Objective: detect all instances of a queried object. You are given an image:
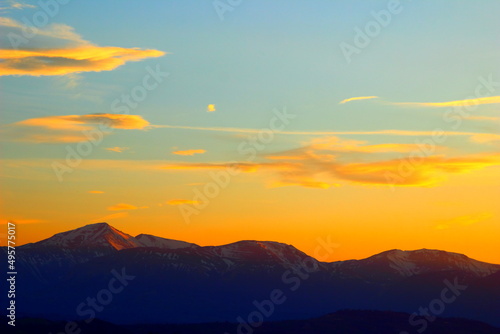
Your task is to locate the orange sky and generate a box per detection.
[1,2,500,266]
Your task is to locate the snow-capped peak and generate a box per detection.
[213,240,311,268]
[135,234,199,249]
[35,222,143,250]
[372,249,500,277]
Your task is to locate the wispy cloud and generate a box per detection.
[105,147,129,153]
[0,1,36,12]
[153,124,498,140]
[167,199,200,206]
[15,114,150,130]
[88,190,105,194]
[172,149,206,156]
[394,96,500,108]
[469,134,500,143]
[339,96,378,104]
[91,212,129,222]
[306,136,437,153]
[5,146,500,188]
[332,153,500,186]
[161,162,296,173]
[160,136,500,188]
[0,18,165,76]
[435,212,493,230]
[271,179,338,189]
[465,116,500,122]
[2,114,150,143]
[107,203,139,211]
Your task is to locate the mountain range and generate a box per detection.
[2,222,500,329]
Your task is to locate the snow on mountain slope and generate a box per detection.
[34,222,143,250]
[389,249,500,277]
[331,249,500,280]
[135,234,199,249]
[21,222,500,279]
[209,240,313,269]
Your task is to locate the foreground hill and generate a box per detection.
[2,310,500,334]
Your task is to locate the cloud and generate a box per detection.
[306,136,434,153]
[105,147,129,153]
[161,162,297,173]
[0,17,86,43]
[271,179,338,189]
[332,153,500,187]
[0,18,165,76]
[0,1,36,12]
[266,137,442,165]
[88,190,104,194]
[6,135,500,189]
[435,212,493,230]
[470,134,500,143]
[153,124,498,141]
[3,114,150,143]
[172,149,206,156]
[54,73,83,89]
[465,116,500,122]
[159,136,500,188]
[394,96,500,108]
[91,212,128,222]
[15,114,150,130]
[167,199,200,206]
[207,104,216,112]
[107,203,138,211]
[339,96,378,104]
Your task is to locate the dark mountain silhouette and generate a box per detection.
[2,222,499,327]
[3,310,500,334]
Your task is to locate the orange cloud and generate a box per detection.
[4,114,150,143]
[91,212,129,222]
[81,114,150,129]
[88,191,105,194]
[470,134,500,143]
[339,96,378,104]
[154,124,499,142]
[435,212,493,230]
[106,147,129,153]
[0,19,165,76]
[161,162,297,173]
[172,149,206,156]
[271,179,338,189]
[395,96,500,108]
[6,138,500,190]
[158,134,500,188]
[0,47,165,76]
[167,199,200,206]
[0,1,36,11]
[334,153,500,187]
[307,136,430,153]
[107,203,138,211]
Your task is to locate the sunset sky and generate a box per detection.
[1,0,499,264]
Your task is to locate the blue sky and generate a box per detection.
[1,0,499,263]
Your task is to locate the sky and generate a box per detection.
[1,0,499,264]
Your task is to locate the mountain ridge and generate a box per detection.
[16,222,500,273]
[24,222,500,270]
[3,222,500,326]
